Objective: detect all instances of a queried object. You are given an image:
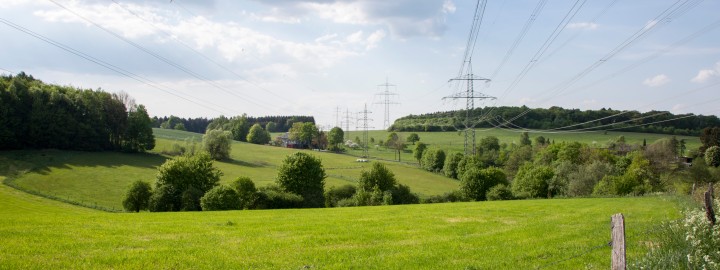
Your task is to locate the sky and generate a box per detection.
[1,0,719,131]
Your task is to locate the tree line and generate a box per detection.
[390,106,720,136]
[0,72,154,152]
[153,115,315,134]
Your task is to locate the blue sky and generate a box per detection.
[1,0,719,130]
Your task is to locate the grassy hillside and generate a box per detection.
[2,129,459,210]
[280,128,701,162]
[0,182,681,269]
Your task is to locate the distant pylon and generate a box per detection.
[444,59,494,155]
[374,78,399,130]
[343,108,353,141]
[357,104,373,158]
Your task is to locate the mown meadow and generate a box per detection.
[1,129,459,211]
[0,181,681,269]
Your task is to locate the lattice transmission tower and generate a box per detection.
[444,59,494,155]
[374,78,399,130]
[356,104,373,158]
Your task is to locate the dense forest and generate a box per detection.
[153,115,315,133]
[390,106,720,136]
[0,73,155,152]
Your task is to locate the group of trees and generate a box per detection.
[123,150,422,212]
[153,115,315,134]
[0,72,154,152]
[415,128,720,203]
[391,106,720,136]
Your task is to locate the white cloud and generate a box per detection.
[642,74,670,87]
[691,61,720,83]
[32,1,372,71]
[567,22,598,30]
[671,103,687,114]
[258,0,454,38]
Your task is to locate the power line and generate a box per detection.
[0,17,234,115]
[48,0,279,114]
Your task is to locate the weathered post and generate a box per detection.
[611,213,626,270]
[706,183,716,226]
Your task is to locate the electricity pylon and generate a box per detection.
[374,78,399,130]
[444,60,494,155]
[357,104,373,158]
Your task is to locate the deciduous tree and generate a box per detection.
[276,152,326,208]
[122,180,152,212]
[203,129,232,160]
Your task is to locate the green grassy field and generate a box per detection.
[0,181,682,269]
[302,129,700,162]
[2,129,459,210]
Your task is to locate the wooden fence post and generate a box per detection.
[706,183,716,226]
[611,213,626,270]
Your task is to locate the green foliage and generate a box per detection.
[689,158,713,184]
[421,148,446,172]
[567,161,613,196]
[422,190,466,203]
[174,123,186,131]
[699,126,720,152]
[255,186,304,209]
[327,127,344,151]
[265,122,277,133]
[151,152,221,211]
[456,155,481,180]
[122,180,152,212]
[390,184,420,205]
[486,184,513,201]
[414,142,427,163]
[354,185,389,206]
[407,133,420,144]
[534,136,546,146]
[479,136,500,152]
[460,167,508,201]
[276,152,326,208]
[443,152,464,179]
[358,162,397,192]
[519,132,531,146]
[200,185,240,211]
[504,145,532,177]
[289,122,319,148]
[230,177,259,210]
[705,146,720,167]
[123,105,156,152]
[203,129,233,160]
[229,115,251,142]
[246,123,271,145]
[324,184,356,207]
[593,153,652,196]
[512,163,554,199]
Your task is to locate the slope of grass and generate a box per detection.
[3,129,458,210]
[0,182,681,269]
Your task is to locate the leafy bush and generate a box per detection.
[443,152,464,179]
[325,184,357,207]
[151,152,221,211]
[391,184,420,205]
[461,167,508,201]
[511,163,553,199]
[203,129,233,160]
[200,185,240,211]
[255,186,304,209]
[246,123,271,145]
[486,184,513,201]
[422,190,466,203]
[276,152,326,208]
[421,148,446,172]
[705,146,720,167]
[122,180,152,212]
[231,176,259,209]
[358,162,396,192]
